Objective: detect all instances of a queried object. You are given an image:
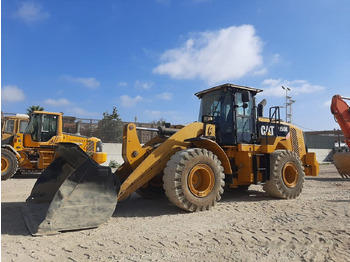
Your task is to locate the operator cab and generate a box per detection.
[25,112,59,143]
[2,115,29,138]
[195,83,263,145]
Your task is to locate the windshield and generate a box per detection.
[25,114,58,142]
[198,90,223,122]
[25,114,41,141]
[198,88,255,144]
[3,119,15,133]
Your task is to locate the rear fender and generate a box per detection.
[92,152,107,164]
[303,152,319,176]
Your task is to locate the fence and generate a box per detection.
[2,112,160,144]
[62,116,159,144]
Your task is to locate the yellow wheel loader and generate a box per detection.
[1,111,107,180]
[22,84,319,235]
[1,114,29,140]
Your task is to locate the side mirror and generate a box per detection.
[258,99,267,117]
[242,91,250,103]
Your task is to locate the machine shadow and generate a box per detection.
[113,188,275,219]
[12,173,41,179]
[305,176,348,182]
[112,194,184,218]
[1,202,31,236]
[220,188,275,202]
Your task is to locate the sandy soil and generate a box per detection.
[1,164,350,261]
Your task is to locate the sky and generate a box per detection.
[2,0,350,131]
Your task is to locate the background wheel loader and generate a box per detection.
[22,83,319,235]
[330,95,350,178]
[1,111,107,180]
[1,114,29,140]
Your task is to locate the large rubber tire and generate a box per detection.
[1,148,18,180]
[263,150,305,199]
[163,148,225,212]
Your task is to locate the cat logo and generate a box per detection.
[261,125,275,136]
[259,123,290,137]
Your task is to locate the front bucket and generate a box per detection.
[22,143,120,236]
[333,152,350,179]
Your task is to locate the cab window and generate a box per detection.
[25,114,58,142]
[4,120,15,133]
[19,120,28,133]
[235,92,254,143]
[41,115,58,142]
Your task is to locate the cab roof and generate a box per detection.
[195,83,263,98]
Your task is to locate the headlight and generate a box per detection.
[202,115,213,123]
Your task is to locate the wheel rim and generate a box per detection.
[282,162,299,188]
[1,157,9,173]
[188,164,215,197]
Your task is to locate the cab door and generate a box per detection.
[23,113,59,147]
[234,91,254,143]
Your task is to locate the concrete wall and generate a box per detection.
[102,143,332,167]
[102,143,123,166]
[308,149,333,163]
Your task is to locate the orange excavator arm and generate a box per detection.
[331,95,350,148]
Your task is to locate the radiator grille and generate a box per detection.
[290,128,299,156]
[87,141,94,156]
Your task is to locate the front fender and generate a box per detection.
[1,144,21,160]
[186,137,232,174]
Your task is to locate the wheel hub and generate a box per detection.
[188,164,215,197]
[1,157,9,172]
[282,162,299,188]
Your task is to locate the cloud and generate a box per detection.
[134,80,154,90]
[156,92,172,100]
[1,85,25,102]
[145,110,163,117]
[153,25,263,84]
[62,75,100,89]
[271,53,281,64]
[14,1,50,24]
[118,81,128,87]
[253,67,267,76]
[145,110,177,118]
[67,107,99,117]
[44,98,70,106]
[260,79,325,97]
[323,99,331,108]
[120,95,143,107]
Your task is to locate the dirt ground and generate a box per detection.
[1,164,350,261]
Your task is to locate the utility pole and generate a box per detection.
[286,96,295,123]
[281,86,290,122]
[281,86,295,123]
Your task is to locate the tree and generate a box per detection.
[98,107,123,143]
[150,118,167,126]
[27,105,44,114]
